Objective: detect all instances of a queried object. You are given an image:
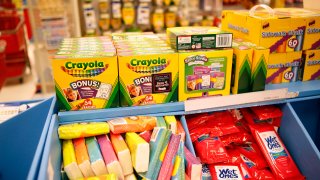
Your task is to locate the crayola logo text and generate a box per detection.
[65,61,104,70]
[130,57,166,67]
[265,136,281,150]
[219,169,239,178]
[70,80,101,90]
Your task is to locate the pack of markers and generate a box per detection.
[58,115,199,180]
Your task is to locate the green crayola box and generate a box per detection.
[52,38,119,111]
[167,26,233,50]
[300,49,320,81]
[178,49,233,101]
[233,37,269,92]
[222,10,306,53]
[266,51,302,84]
[231,42,253,94]
[118,53,178,106]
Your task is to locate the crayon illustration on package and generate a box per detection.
[72,138,95,177]
[52,37,119,111]
[108,116,157,134]
[96,135,124,180]
[62,140,84,180]
[116,34,178,107]
[110,133,133,176]
[85,137,108,176]
[249,124,304,180]
[58,122,109,139]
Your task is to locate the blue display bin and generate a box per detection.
[0,96,57,180]
[38,113,193,180]
[285,96,320,179]
[38,99,320,180]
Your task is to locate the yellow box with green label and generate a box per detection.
[233,37,269,92]
[118,53,179,106]
[222,10,306,53]
[266,51,302,84]
[231,41,253,94]
[300,49,320,81]
[178,49,233,101]
[52,55,119,111]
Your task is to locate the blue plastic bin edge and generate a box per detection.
[27,96,58,180]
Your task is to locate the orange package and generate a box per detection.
[108,116,157,134]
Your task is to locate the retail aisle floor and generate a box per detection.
[0,44,53,102]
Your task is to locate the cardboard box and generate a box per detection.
[118,53,179,106]
[178,49,233,101]
[271,8,320,50]
[167,26,233,50]
[233,37,269,92]
[222,10,306,53]
[52,37,119,111]
[266,51,302,84]
[231,41,253,94]
[300,49,320,81]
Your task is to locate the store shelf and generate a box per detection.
[266,80,320,98]
[58,81,320,124]
[58,101,185,124]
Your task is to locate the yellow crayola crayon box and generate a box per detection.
[178,49,233,101]
[233,37,269,92]
[118,53,179,106]
[231,41,253,94]
[222,10,306,53]
[52,37,119,111]
[266,51,302,84]
[300,50,320,81]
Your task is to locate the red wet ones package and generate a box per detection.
[194,135,229,164]
[249,124,304,180]
[209,164,246,180]
[188,111,240,142]
[240,105,282,127]
[237,143,268,170]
